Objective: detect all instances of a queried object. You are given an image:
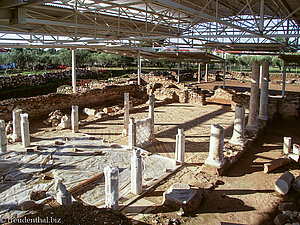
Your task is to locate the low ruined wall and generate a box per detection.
[143,75,205,105]
[0,69,99,89]
[208,88,300,120]
[0,84,146,121]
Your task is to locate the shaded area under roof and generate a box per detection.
[101,48,225,63]
[279,55,300,65]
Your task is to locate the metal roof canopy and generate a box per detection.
[100,48,225,63]
[279,54,300,65]
[0,0,299,53]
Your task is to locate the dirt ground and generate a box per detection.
[8,78,300,225]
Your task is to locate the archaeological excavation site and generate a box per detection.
[0,0,300,225]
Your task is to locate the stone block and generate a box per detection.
[292,176,300,193]
[19,200,36,210]
[162,183,203,213]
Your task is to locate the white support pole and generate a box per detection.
[0,120,7,152]
[282,64,287,97]
[148,94,154,140]
[104,166,119,210]
[20,113,30,148]
[12,108,22,142]
[131,148,142,195]
[123,93,130,136]
[138,50,141,86]
[175,128,185,164]
[258,61,269,121]
[72,49,76,94]
[128,118,136,148]
[229,105,247,146]
[205,124,225,168]
[246,61,260,132]
[259,0,264,32]
[71,105,79,133]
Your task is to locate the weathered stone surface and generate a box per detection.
[19,200,36,210]
[83,108,96,116]
[162,183,203,213]
[292,176,300,193]
[273,214,289,225]
[30,190,47,201]
[278,202,298,211]
[275,171,295,195]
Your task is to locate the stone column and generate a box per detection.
[175,128,185,164]
[128,118,136,148]
[131,148,142,195]
[258,61,269,121]
[71,105,79,133]
[229,105,247,146]
[283,137,292,155]
[123,93,130,136]
[0,120,7,152]
[246,61,260,132]
[20,113,30,148]
[205,124,225,168]
[104,166,119,210]
[148,94,154,140]
[205,64,208,82]
[57,182,72,205]
[12,108,22,142]
[198,63,201,83]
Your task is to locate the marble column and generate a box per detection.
[175,128,185,164]
[246,61,260,132]
[148,94,154,140]
[131,149,142,195]
[0,120,7,152]
[123,93,130,136]
[283,137,292,155]
[12,108,22,142]
[20,113,30,148]
[229,105,247,146]
[104,166,119,210]
[258,61,269,121]
[128,118,136,148]
[205,64,208,82]
[205,124,225,168]
[71,105,79,133]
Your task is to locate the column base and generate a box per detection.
[258,115,268,121]
[204,157,225,168]
[229,138,247,147]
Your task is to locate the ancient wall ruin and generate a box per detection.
[0,84,146,121]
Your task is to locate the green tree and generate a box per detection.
[9,48,35,70]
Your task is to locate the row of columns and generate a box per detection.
[203,60,271,168]
[196,62,226,89]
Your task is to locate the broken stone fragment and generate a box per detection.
[273,213,289,225]
[103,107,113,114]
[57,115,71,129]
[278,202,298,211]
[30,190,47,201]
[292,176,300,193]
[56,182,72,205]
[83,108,96,116]
[94,150,103,156]
[275,171,295,195]
[293,144,300,155]
[162,183,203,214]
[19,200,36,210]
[54,140,64,146]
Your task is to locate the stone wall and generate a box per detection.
[0,83,146,121]
[208,88,300,120]
[0,69,99,89]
